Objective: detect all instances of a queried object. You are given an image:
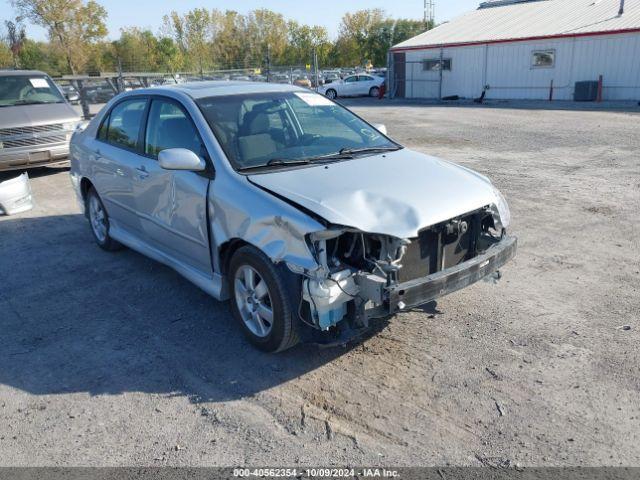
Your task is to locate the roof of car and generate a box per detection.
[157,80,306,99]
[0,69,48,77]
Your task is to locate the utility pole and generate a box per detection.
[313,48,319,92]
[424,0,435,27]
[117,57,124,93]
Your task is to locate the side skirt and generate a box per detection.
[110,223,230,301]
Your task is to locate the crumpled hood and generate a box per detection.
[0,103,80,130]
[249,148,500,239]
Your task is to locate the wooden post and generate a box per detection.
[549,79,554,101]
[597,75,603,103]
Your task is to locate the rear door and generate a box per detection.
[341,76,359,96]
[92,97,148,235]
[356,75,373,95]
[133,96,212,275]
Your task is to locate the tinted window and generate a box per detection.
[344,76,357,83]
[359,76,374,81]
[106,98,147,150]
[145,99,203,158]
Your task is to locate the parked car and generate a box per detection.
[317,74,385,100]
[85,84,116,104]
[293,75,312,88]
[0,70,83,171]
[69,81,516,352]
[61,84,80,104]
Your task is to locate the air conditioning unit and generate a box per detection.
[574,81,599,102]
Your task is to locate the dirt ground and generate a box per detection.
[0,99,638,467]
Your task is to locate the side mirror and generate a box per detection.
[158,148,206,171]
[373,123,388,135]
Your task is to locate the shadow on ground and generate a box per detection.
[0,213,391,404]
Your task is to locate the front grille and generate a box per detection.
[2,134,67,149]
[398,208,491,283]
[0,123,65,138]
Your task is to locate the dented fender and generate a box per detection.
[208,173,325,299]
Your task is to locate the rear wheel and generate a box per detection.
[86,187,122,251]
[229,246,299,353]
[325,89,337,100]
[369,86,380,97]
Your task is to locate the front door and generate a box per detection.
[341,76,359,96]
[133,97,212,275]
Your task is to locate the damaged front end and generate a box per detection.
[294,205,517,340]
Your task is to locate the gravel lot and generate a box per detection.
[0,99,638,467]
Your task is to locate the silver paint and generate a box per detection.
[69,81,511,309]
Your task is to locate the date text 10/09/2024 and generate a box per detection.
[233,468,401,478]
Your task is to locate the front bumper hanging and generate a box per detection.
[387,235,518,312]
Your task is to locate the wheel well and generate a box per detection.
[80,177,94,201]
[218,238,251,275]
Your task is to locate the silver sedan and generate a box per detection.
[70,81,515,352]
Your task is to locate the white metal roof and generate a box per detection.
[392,0,640,50]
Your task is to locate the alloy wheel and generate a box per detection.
[89,195,108,243]
[234,265,274,338]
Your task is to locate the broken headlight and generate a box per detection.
[492,186,511,230]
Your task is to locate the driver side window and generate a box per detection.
[345,76,357,83]
[145,99,204,159]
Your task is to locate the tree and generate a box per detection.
[368,18,427,66]
[286,21,331,66]
[336,9,387,66]
[245,9,288,68]
[12,0,108,74]
[5,20,26,68]
[209,9,247,69]
[0,41,13,68]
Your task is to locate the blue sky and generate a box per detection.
[2,0,479,41]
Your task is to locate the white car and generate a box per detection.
[318,74,385,100]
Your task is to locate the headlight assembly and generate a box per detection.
[492,186,511,230]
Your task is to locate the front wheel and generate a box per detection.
[86,187,122,251]
[325,89,337,100]
[229,246,300,353]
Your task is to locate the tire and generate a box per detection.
[325,89,337,100]
[229,245,300,353]
[86,187,122,251]
[369,86,380,97]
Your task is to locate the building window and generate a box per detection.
[532,50,555,68]
[424,58,452,72]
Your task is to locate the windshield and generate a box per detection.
[197,91,400,171]
[0,75,66,107]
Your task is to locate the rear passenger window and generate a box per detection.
[145,99,203,158]
[105,98,147,150]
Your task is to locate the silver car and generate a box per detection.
[70,82,516,352]
[0,70,82,171]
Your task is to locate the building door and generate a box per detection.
[393,52,406,98]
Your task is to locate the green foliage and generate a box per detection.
[0,41,13,68]
[5,4,429,75]
[11,0,108,74]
